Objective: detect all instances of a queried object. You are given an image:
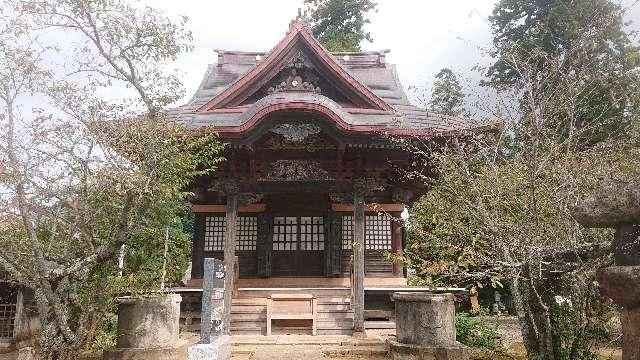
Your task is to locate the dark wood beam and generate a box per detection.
[222,193,238,335]
[352,192,365,333]
[391,217,404,277]
[191,214,206,279]
[331,203,404,212]
[192,203,267,213]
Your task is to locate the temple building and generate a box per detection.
[170,18,483,335]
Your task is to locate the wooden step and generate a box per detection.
[317,311,353,320]
[233,298,267,305]
[316,319,354,330]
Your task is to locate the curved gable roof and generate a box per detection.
[169,19,493,138]
[196,20,393,113]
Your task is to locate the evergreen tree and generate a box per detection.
[487,0,640,147]
[304,0,377,52]
[429,68,465,117]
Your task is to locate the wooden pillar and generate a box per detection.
[391,215,404,277]
[13,289,23,339]
[256,211,272,278]
[191,213,206,279]
[353,192,365,333]
[222,194,238,335]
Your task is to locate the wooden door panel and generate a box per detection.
[271,216,325,276]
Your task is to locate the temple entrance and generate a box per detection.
[271,216,325,276]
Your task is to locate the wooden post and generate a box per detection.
[222,193,238,335]
[391,216,403,277]
[353,192,365,334]
[191,213,206,280]
[13,289,24,340]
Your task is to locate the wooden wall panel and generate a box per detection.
[191,214,206,279]
[256,212,272,278]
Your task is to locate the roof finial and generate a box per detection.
[290,7,310,32]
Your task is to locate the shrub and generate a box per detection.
[456,313,505,353]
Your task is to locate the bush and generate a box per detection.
[456,313,505,353]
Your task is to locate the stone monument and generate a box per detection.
[572,184,640,360]
[187,258,231,360]
[388,292,469,360]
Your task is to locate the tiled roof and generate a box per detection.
[168,24,487,137]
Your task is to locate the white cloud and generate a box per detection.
[136,0,640,106]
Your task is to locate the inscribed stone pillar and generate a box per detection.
[188,258,231,360]
[201,258,225,343]
[353,192,365,333]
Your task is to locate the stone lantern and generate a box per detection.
[572,182,640,360]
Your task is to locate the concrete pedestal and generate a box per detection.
[390,293,469,360]
[103,294,183,360]
[103,340,187,360]
[187,336,231,360]
[388,340,470,360]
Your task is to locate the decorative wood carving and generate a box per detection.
[209,179,240,195]
[238,193,264,207]
[266,51,322,94]
[263,160,332,181]
[270,123,321,142]
[264,132,336,152]
[354,177,388,195]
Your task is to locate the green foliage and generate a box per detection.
[304,0,377,52]
[549,279,618,360]
[487,0,640,147]
[456,313,505,352]
[429,68,466,117]
[0,1,225,357]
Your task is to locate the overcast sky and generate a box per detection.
[147,0,639,106]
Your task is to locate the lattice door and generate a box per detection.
[271,216,325,276]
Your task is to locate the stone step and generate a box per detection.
[322,345,388,357]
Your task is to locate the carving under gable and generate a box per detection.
[266,51,322,95]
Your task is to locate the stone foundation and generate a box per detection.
[187,335,231,360]
[103,340,187,360]
[388,340,470,360]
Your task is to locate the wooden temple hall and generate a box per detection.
[169,18,480,335]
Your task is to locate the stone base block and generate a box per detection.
[388,340,470,360]
[17,347,36,360]
[187,335,231,360]
[103,340,187,360]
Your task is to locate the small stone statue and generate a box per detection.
[491,292,506,315]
